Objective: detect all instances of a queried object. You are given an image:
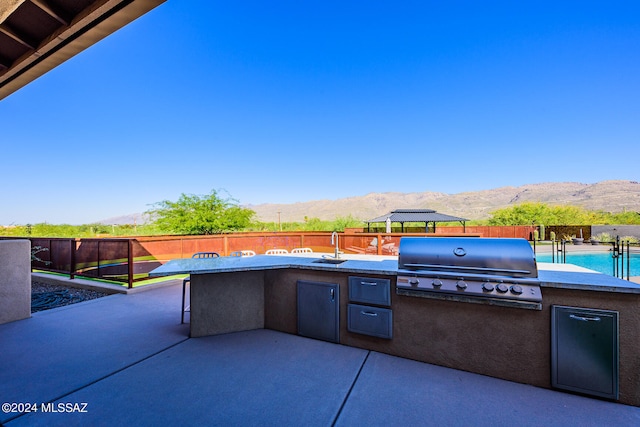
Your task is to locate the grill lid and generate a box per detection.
[397,237,538,279]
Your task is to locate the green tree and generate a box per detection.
[147,189,255,235]
[488,202,605,225]
[608,211,640,225]
[332,215,364,231]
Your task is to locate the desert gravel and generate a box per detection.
[31,282,111,312]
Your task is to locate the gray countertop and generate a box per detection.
[149,255,640,294]
[537,268,640,293]
[149,254,400,277]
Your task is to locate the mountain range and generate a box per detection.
[99,180,640,225]
[247,180,640,223]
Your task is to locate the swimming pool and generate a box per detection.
[536,251,639,277]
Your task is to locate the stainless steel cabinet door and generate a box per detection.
[297,280,340,343]
[551,306,619,400]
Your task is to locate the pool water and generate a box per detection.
[536,251,639,277]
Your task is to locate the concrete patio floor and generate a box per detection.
[1,282,639,426]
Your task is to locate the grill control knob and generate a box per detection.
[496,283,509,293]
[432,279,443,288]
[409,277,419,286]
[482,283,495,292]
[510,285,523,295]
[456,280,467,290]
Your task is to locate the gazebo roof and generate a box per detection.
[367,209,467,224]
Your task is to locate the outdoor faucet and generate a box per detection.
[331,232,342,259]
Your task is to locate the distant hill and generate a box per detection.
[97,180,640,225]
[248,180,640,223]
[98,213,152,226]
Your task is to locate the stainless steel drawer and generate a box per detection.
[347,304,393,339]
[348,276,391,306]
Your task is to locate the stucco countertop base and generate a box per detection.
[151,255,640,407]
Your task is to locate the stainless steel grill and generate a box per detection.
[396,237,542,310]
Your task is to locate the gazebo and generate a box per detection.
[366,209,468,233]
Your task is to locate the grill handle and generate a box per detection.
[569,314,601,322]
[401,263,532,276]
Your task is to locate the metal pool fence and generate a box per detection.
[533,238,638,281]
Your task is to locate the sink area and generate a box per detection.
[312,258,347,265]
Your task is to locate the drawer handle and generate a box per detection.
[360,281,378,286]
[569,314,601,322]
[361,311,378,317]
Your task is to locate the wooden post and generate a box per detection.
[128,239,134,289]
[70,239,76,279]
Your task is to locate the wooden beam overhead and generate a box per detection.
[0,1,25,24]
[0,0,167,100]
[30,0,69,26]
[0,23,35,50]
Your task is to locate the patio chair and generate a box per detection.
[291,248,313,254]
[182,252,220,323]
[265,249,289,255]
[230,250,256,257]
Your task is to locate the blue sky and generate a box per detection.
[1,1,639,225]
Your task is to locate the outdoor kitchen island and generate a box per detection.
[150,250,640,407]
